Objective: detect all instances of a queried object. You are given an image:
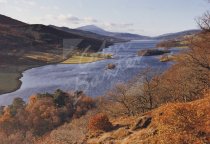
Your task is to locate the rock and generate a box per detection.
[132,116,152,131]
[138,49,170,56]
[106,63,116,70]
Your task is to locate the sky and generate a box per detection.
[0,0,209,36]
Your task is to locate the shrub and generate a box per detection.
[73,96,96,118]
[0,90,96,142]
[156,40,184,48]
[53,89,68,107]
[88,113,113,132]
[106,54,112,59]
[9,97,25,116]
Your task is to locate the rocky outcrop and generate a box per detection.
[138,49,170,56]
[106,63,116,70]
[131,116,152,131]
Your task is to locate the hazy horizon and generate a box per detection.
[0,0,209,36]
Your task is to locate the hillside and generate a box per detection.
[87,95,210,144]
[77,25,151,40]
[0,17,113,53]
[0,14,27,26]
[37,93,210,144]
[153,29,201,40]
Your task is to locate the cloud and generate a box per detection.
[39,14,98,25]
[57,14,81,24]
[0,0,7,4]
[103,22,133,28]
[83,17,98,23]
[38,14,135,33]
[101,22,134,32]
[56,15,98,25]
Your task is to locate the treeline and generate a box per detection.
[0,90,95,143]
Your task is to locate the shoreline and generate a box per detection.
[0,64,46,96]
[0,56,111,96]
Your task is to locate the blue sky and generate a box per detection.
[0,0,209,36]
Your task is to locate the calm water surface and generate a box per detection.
[0,40,176,105]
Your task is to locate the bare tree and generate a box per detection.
[197,11,210,32]
[106,83,135,116]
[186,34,210,71]
[101,67,161,116]
[131,68,161,111]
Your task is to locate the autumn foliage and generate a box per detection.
[0,90,95,143]
[85,94,210,144]
[88,113,113,132]
[148,95,210,144]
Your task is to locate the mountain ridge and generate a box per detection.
[49,25,124,43]
[77,24,200,40]
[77,25,151,40]
[153,29,201,40]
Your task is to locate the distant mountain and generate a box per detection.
[77,25,151,40]
[50,25,124,43]
[78,25,107,35]
[77,25,201,41]
[153,29,201,40]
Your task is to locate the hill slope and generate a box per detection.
[153,29,201,40]
[0,14,27,26]
[0,16,113,53]
[38,94,210,144]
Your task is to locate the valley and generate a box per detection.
[0,14,198,96]
[0,1,209,143]
[0,14,117,95]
